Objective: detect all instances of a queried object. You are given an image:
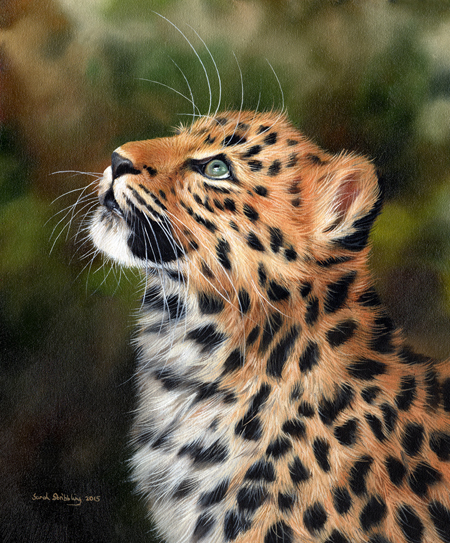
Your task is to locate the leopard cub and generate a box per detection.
[90,110,450,543]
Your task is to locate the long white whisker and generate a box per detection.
[48,196,97,253]
[63,199,98,242]
[47,176,99,213]
[47,194,95,238]
[255,88,262,115]
[187,25,222,119]
[234,51,245,129]
[169,57,199,122]
[153,13,212,117]
[266,59,285,113]
[138,78,199,112]
[49,181,99,206]
[50,170,102,176]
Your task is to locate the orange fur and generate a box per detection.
[90,111,450,543]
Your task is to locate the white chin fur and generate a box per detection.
[90,207,145,268]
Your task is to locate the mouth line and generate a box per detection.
[100,205,124,222]
[99,186,123,215]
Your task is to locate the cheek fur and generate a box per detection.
[90,208,143,267]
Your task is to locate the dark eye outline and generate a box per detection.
[190,153,234,181]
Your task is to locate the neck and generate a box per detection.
[130,260,437,543]
[134,258,406,406]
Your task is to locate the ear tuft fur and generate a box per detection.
[311,153,382,253]
[334,189,383,251]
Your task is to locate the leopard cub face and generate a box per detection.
[90,110,380,290]
[89,111,450,543]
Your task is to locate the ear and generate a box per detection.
[311,153,383,252]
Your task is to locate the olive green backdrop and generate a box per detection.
[1,1,450,541]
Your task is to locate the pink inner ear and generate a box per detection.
[334,174,361,219]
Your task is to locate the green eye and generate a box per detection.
[204,159,229,179]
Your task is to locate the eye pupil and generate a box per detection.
[205,159,229,179]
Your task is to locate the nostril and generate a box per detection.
[100,187,121,212]
[111,151,140,180]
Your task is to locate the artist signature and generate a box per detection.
[32,493,100,507]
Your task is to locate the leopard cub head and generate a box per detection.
[90,110,382,300]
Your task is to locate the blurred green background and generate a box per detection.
[1,1,450,541]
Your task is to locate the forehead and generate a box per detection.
[172,111,321,176]
[181,111,300,142]
[120,110,323,179]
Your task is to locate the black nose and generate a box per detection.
[111,151,140,180]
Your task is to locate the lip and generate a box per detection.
[97,166,123,216]
[99,186,122,215]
